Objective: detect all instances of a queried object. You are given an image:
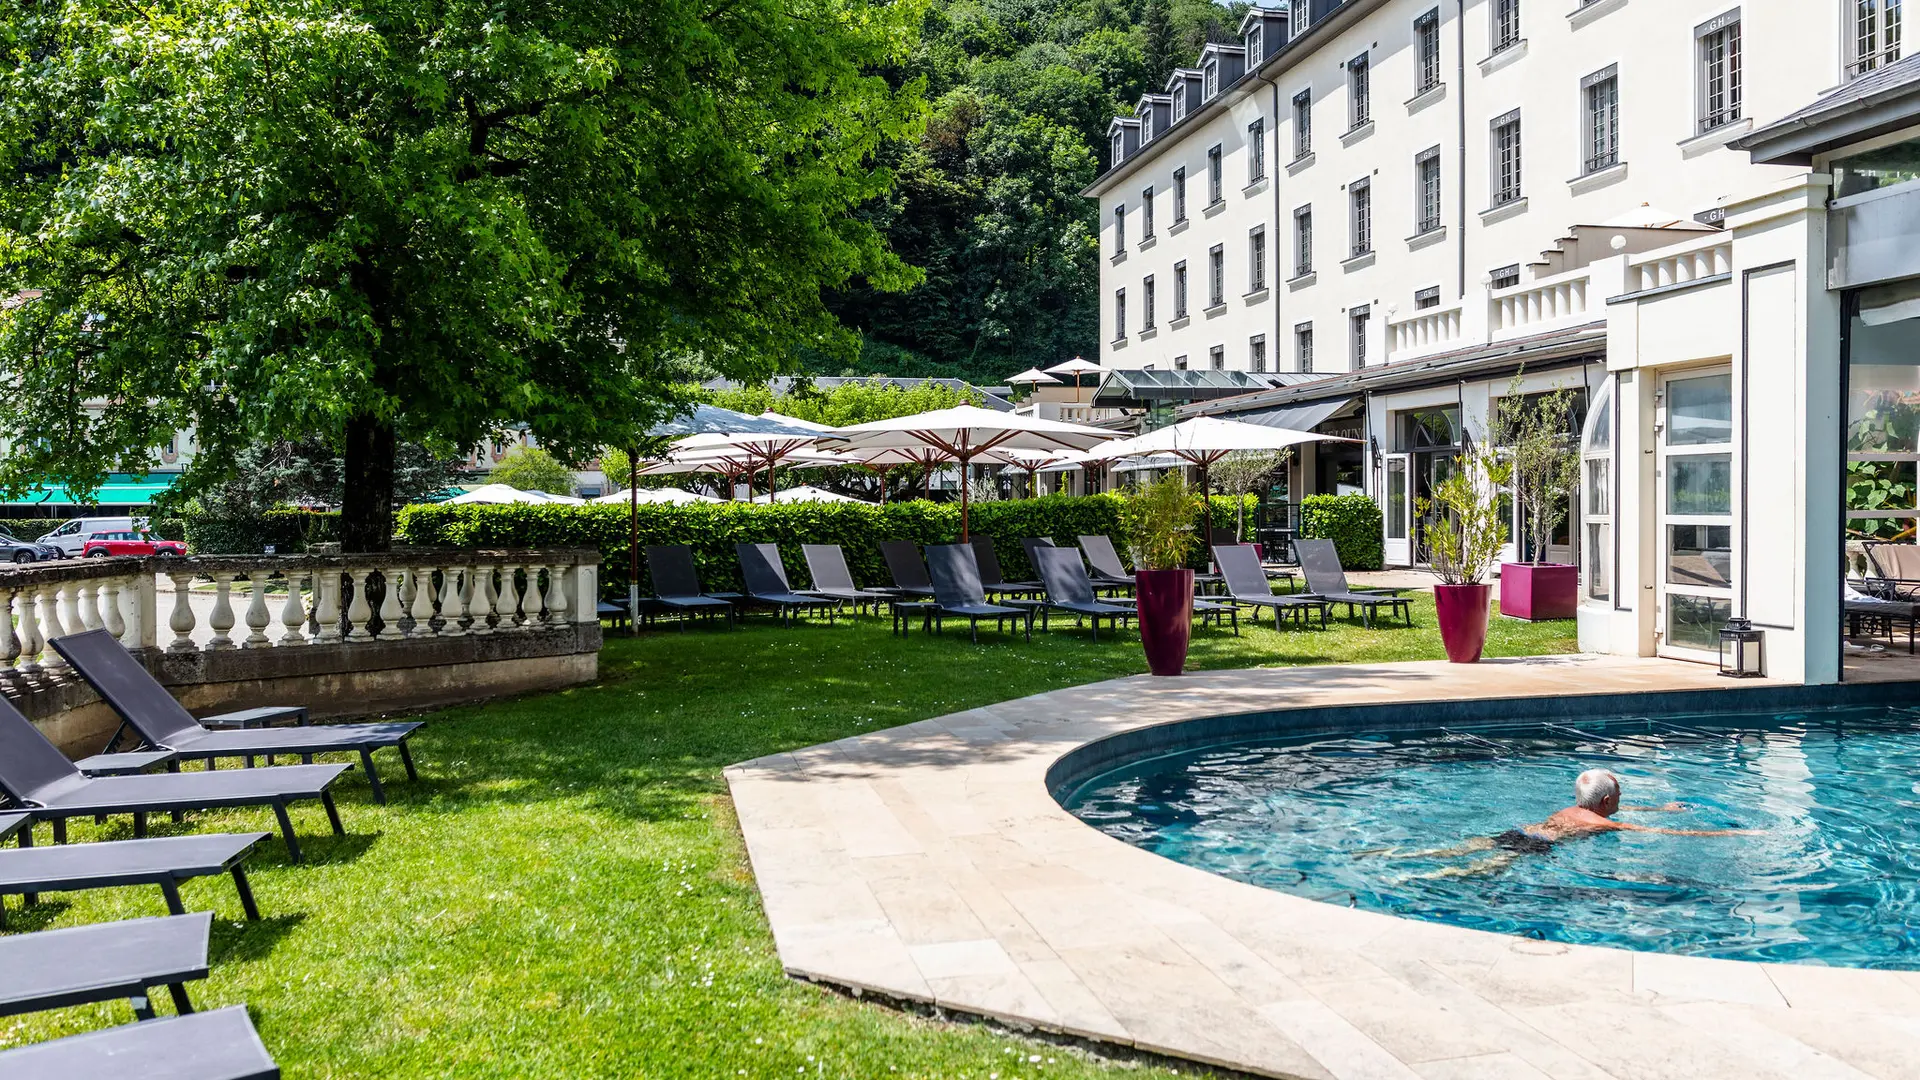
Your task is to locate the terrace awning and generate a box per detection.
[1238,397,1355,432]
[7,474,180,506]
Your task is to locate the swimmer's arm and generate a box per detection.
[1620,802,1687,812]
[1613,822,1762,836]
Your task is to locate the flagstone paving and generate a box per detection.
[726,655,1920,1080]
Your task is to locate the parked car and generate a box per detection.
[81,530,186,558]
[37,516,139,557]
[0,530,61,564]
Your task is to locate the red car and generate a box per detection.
[82,530,186,557]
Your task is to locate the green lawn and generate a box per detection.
[3,599,1574,1078]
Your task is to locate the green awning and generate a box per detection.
[9,474,180,506]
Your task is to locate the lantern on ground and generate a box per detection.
[1718,617,1765,678]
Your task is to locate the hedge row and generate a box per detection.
[1297,493,1384,571]
[181,510,341,554]
[397,494,1255,598]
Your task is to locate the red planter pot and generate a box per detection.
[1434,583,1492,664]
[1499,562,1578,622]
[1135,568,1195,676]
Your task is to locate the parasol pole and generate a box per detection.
[628,447,640,636]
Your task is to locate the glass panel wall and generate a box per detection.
[1661,371,1735,655]
[1580,380,1614,602]
[1847,284,1920,565]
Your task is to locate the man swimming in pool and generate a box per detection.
[1364,769,1757,877]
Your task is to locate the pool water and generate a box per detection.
[1060,705,1920,968]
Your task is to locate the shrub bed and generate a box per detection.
[181,510,341,554]
[397,494,1253,597]
[1297,493,1385,571]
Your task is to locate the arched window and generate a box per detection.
[1580,378,1615,602]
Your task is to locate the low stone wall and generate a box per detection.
[1,548,603,756]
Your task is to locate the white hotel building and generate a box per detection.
[1085,0,1920,683]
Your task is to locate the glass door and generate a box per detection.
[1658,370,1736,660]
[1383,454,1412,565]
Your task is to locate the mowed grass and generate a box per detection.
[2,597,1575,1078]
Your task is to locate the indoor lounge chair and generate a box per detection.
[0,1005,279,1080]
[0,833,268,928]
[50,630,422,805]
[1030,546,1134,641]
[1845,580,1918,654]
[1294,538,1414,628]
[800,545,895,615]
[1075,535,1138,594]
[0,697,348,863]
[737,544,842,626]
[1866,542,1920,600]
[643,545,736,629]
[925,545,1032,644]
[879,540,936,597]
[1213,544,1329,629]
[0,912,213,1020]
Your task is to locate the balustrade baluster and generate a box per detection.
[496,564,522,629]
[208,574,237,649]
[346,569,374,642]
[279,571,309,646]
[546,563,569,626]
[34,586,64,669]
[0,586,17,672]
[376,569,406,641]
[101,577,126,640]
[469,565,496,635]
[17,587,45,673]
[168,572,198,653]
[442,567,471,636]
[314,570,343,644]
[521,565,545,630]
[55,582,80,647]
[408,566,437,637]
[75,581,102,632]
[242,572,272,648]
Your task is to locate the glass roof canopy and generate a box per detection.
[1091,368,1273,407]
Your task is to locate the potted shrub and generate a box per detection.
[1493,379,1583,621]
[1419,445,1510,663]
[1122,473,1201,676]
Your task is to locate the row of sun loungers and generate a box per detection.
[620,536,1413,641]
[0,632,437,1077]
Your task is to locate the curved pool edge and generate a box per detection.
[726,656,1920,1080]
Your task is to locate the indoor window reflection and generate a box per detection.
[1667,374,1733,446]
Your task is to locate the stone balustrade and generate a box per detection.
[1,548,604,755]
[1489,269,1592,340]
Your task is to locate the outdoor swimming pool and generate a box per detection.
[1059,704,1920,968]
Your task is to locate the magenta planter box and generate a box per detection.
[1499,562,1578,621]
[1135,569,1195,676]
[1434,583,1492,663]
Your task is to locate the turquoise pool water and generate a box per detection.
[1060,705,1920,967]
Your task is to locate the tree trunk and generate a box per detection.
[341,412,397,552]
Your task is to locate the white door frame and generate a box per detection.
[1383,452,1413,566]
[1656,367,1737,663]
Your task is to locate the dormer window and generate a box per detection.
[1111,131,1124,163]
[1247,27,1263,63]
[1203,60,1218,99]
[1140,111,1153,141]
[1173,92,1187,121]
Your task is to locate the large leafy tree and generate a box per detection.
[0,0,926,549]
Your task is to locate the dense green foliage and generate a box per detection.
[4,617,1575,1076]
[397,494,1252,596]
[181,510,342,555]
[486,447,579,496]
[1123,473,1200,570]
[164,438,467,520]
[705,378,980,427]
[0,0,925,547]
[824,0,1251,382]
[1298,493,1386,571]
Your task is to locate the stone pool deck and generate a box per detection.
[725,655,1920,1080]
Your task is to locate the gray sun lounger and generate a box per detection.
[50,630,422,805]
[879,540,936,597]
[925,545,1032,644]
[970,537,1043,596]
[1031,546,1134,641]
[0,912,213,1020]
[0,696,347,863]
[644,545,736,629]
[1214,544,1330,628]
[737,544,842,626]
[0,833,267,929]
[1075,535,1139,593]
[800,545,895,614]
[0,1004,279,1080]
[1294,538,1413,628]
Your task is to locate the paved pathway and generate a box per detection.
[727,657,1920,1080]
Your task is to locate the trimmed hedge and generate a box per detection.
[181,510,341,555]
[1298,493,1384,571]
[397,494,1253,598]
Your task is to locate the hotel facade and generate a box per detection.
[1084,0,1920,683]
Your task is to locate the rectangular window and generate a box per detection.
[1209,344,1225,371]
[1852,0,1905,78]
[1489,263,1521,290]
[1249,334,1267,373]
[1174,354,1189,370]
[1249,226,1267,292]
[1348,54,1371,129]
[1111,132,1123,165]
[1114,288,1126,339]
[1415,10,1442,94]
[1350,305,1370,368]
[1173,261,1189,318]
[1173,168,1188,222]
[1293,90,1313,159]
[1208,244,1225,307]
[1208,145,1223,203]
[1491,110,1522,206]
[1349,178,1372,258]
[1141,186,1155,237]
[1492,0,1520,53]
[1582,67,1620,174]
[1296,322,1315,372]
[1294,205,1313,276]
[1415,285,1441,310]
[1415,146,1442,234]
[1698,12,1742,134]
[1248,119,1266,182]
[1113,204,1126,251]
[1247,26,1263,64]
[1204,59,1219,99]
[1142,275,1156,329]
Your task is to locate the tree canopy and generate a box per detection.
[0,0,926,548]
[487,446,579,496]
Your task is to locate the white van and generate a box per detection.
[38,516,141,557]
